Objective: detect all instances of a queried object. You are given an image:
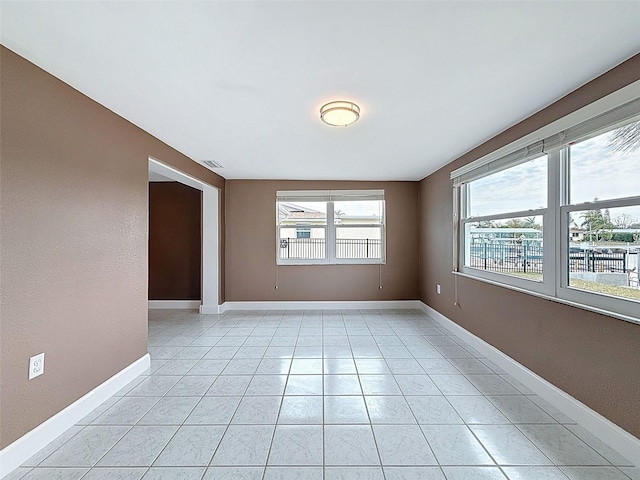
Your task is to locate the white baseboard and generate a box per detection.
[200,304,224,314]
[218,300,422,312]
[149,300,201,309]
[419,301,640,467]
[0,354,150,478]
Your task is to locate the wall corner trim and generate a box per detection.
[200,304,225,314]
[0,354,151,478]
[418,301,640,467]
[218,300,423,312]
[149,300,202,310]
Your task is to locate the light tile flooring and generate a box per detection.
[9,309,638,480]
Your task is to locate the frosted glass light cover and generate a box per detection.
[320,101,360,126]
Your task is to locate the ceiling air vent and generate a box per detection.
[202,160,224,169]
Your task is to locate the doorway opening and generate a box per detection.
[148,158,220,313]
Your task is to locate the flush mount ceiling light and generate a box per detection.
[320,101,360,127]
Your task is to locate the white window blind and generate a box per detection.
[451,97,640,187]
[276,190,385,202]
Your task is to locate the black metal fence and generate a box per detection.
[569,249,634,274]
[279,238,325,259]
[468,241,543,274]
[279,238,382,260]
[336,238,381,259]
[469,240,638,276]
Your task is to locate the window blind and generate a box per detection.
[276,189,385,202]
[451,97,640,187]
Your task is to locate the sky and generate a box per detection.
[285,200,383,218]
[278,200,382,223]
[469,124,640,224]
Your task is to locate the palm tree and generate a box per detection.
[607,120,640,154]
[523,216,541,230]
[581,209,614,242]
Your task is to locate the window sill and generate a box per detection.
[277,260,386,266]
[452,271,640,326]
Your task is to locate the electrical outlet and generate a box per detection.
[436,284,441,294]
[29,353,45,380]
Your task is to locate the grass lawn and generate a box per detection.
[477,270,640,301]
[569,278,640,301]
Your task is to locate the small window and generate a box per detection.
[335,200,384,261]
[278,202,326,262]
[276,190,386,265]
[296,226,311,239]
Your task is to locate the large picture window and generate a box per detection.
[453,99,640,323]
[276,190,385,265]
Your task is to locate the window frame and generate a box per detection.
[558,195,640,320]
[276,190,386,266]
[453,97,640,325]
[458,154,553,297]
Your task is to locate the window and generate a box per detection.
[461,155,549,292]
[296,226,311,239]
[561,120,640,313]
[453,99,640,323]
[276,190,385,265]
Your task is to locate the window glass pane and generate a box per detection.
[279,226,325,260]
[336,226,382,259]
[567,206,640,302]
[467,155,547,217]
[334,200,384,225]
[278,202,326,225]
[296,226,311,238]
[464,215,543,281]
[569,120,640,204]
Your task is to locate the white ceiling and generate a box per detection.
[2,1,639,181]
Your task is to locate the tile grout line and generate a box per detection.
[27,308,634,478]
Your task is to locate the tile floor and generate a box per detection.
[8,309,638,480]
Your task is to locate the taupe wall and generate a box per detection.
[419,53,640,437]
[225,180,419,301]
[0,46,225,448]
[149,182,202,301]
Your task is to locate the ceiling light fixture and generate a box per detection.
[320,101,360,127]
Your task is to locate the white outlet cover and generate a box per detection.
[29,353,45,380]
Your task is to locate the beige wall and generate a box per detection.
[0,47,225,448]
[419,53,640,437]
[225,180,419,301]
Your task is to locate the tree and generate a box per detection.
[474,220,496,228]
[581,208,614,242]
[498,217,541,230]
[607,120,640,154]
[500,219,527,229]
[523,216,541,230]
[613,214,637,229]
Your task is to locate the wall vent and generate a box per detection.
[202,160,224,169]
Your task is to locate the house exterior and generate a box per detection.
[570,228,585,242]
